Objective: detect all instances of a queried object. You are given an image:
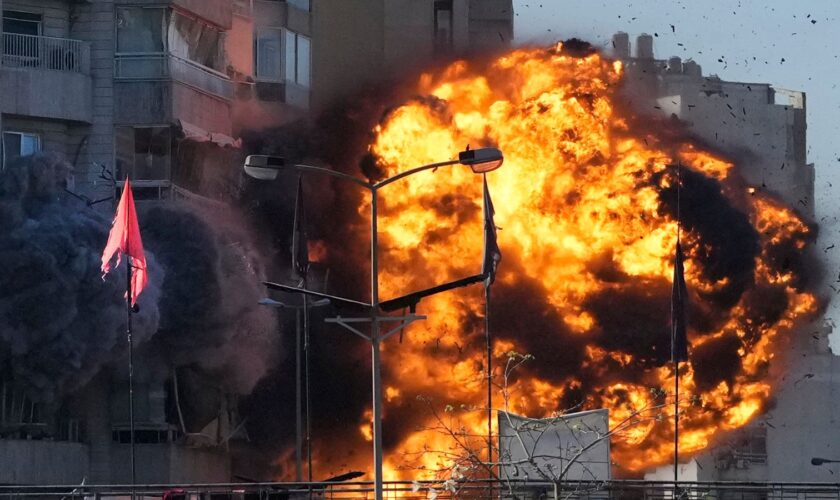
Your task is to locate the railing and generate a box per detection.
[114,54,234,101]
[2,480,840,500]
[1,32,89,73]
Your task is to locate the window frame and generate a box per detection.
[2,131,42,171]
[114,6,168,56]
[113,125,172,184]
[253,27,311,87]
[2,10,43,36]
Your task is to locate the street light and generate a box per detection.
[259,297,329,483]
[245,146,503,500]
[812,457,840,466]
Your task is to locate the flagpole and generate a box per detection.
[674,162,682,497]
[674,358,679,491]
[485,281,492,467]
[295,307,303,483]
[303,277,312,488]
[126,234,136,492]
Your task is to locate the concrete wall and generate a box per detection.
[468,0,513,49]
[655,81,812,217]
[312,0,384,110]
[0,67,93,122]
[0,440,90,484]
[69,0,116,202]
[172,83,233,135]
[109,443,231,483]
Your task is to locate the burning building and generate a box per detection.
[608,33,833,483]
[1,0,828,487]
[0,0,513,486]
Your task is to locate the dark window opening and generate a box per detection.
[2,10,42,36]
[434,0,453,54]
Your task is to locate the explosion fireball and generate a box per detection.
[299,42,819,479]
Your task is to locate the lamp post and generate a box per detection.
[244,147,503,500]
[258,297,330,483]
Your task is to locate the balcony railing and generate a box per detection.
[114,54,233,101]
[3,480,840,500]
[1,33,89,73]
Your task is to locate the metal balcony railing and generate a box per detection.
[2,480,840,500]
[114,53,233,101]
[1,32,89,73]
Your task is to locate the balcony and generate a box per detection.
[114,54,234,101]
[0,33,92,122]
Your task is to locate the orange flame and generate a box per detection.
[307,43,818,481]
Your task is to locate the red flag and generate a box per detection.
[101,179,147,306]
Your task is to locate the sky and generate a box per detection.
[512,0,840,334]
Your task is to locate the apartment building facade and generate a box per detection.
[1,0,512,202]
[0,0,512,485]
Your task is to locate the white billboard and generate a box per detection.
[497,408,611,482]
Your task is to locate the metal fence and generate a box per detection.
[2,32,88,73]
[2,481,840,500]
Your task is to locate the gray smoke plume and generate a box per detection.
[0,153,278,407]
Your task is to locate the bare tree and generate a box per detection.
[405,351,674,499]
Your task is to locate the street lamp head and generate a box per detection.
[458,147,504,173]
[258,297,287,308]
[244,155,285,181]
[812,457,830,466]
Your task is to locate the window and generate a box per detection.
[2,10,41,36]
[254,28,310,87]
[295,35,311,87]
[434,0,453,54]
[285,30,311,87]
[255,28,283,81]
[286,0,311,12]
[115,126,171,182]
[2,132,41,170]
[116,7,166,54]
[168,11,224,71]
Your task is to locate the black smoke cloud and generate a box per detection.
[0,153,277,409]
[0,153,161,403]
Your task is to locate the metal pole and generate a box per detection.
[295,308,303,483]
[126,260,136,491]
[370,188,384,500]
[674,360,679,497]
[485,283,492,466]
[303,287,313,487]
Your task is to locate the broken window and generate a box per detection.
[115,126,172,183]
[168,11,225,71]
[2,131,41,170]
[1,380,46,439]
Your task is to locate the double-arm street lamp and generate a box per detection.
[244,147,503,500]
